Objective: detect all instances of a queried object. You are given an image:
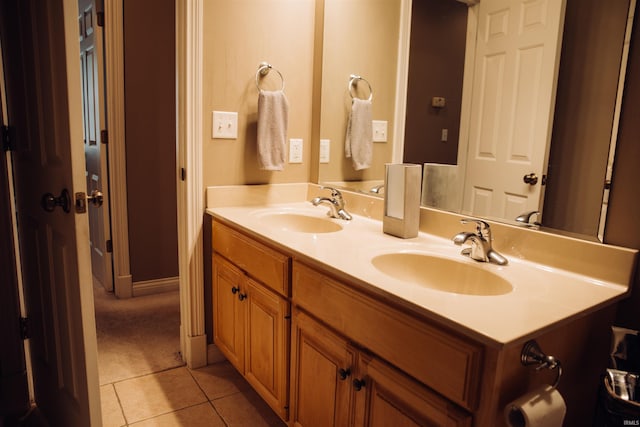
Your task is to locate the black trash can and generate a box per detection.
[594,375,640,426]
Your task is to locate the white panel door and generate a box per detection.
[79,0,113,292]
[462,0,566,221]
[2,0,101,425]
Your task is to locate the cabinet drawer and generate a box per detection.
[292,261,483,410]
[355,352,472,426]
[212,220,290,297]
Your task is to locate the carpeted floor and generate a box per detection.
[93,282,183,385]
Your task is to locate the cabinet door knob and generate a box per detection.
[231,286,240,294]
[238,293,247,301]
[338,368,351,380]
[353,378,365,391]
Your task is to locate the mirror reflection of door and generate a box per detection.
[79,0,113,292]
[462,0,566,221]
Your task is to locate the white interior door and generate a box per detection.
[462,0,566,221]
[2,0,101,425]
[79,0,113,292]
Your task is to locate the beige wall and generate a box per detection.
[202,0,316,186]
[318,0,400,184]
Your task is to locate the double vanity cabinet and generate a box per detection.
[207,185,637,426]
[212,218,474,425]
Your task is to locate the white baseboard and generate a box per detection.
[181,331,208,369]
[132,276,179,297]
[115,273,133,299]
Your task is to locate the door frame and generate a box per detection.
[176,0,207,368]
[101,0,207,368]
[103,0,132,298]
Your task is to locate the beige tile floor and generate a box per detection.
[100,362,287,427]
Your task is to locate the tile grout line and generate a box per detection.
[106,366,204,426]
[124,402,216,426]
[186,367,231,426]
[109,382,129,427]
[100,362,188,388]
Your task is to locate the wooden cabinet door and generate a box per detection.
[212,255,245,372]
[244,277,290,421]
[353,353,472,427]
[290,309,357,427]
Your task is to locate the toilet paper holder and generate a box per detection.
[520,340,563,388]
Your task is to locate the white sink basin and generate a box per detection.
[371,252,513,296]
[259,212,343,234]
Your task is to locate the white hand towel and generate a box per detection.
[257,90,289,171]
[345,98,373,170]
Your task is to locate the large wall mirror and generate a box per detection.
[317,0,636,242]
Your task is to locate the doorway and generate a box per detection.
[78,0,182,386]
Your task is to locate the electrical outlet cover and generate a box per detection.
[289,138,303,163]
[320,139,330,163]
[372,120,388,142]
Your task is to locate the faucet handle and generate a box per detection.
[460,218,491,238]
[320,186,342,198]
[515,210,540,225]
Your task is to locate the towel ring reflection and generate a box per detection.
[348,74,373,101]
[255,62,285,92]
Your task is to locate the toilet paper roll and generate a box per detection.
[504,385,566,427]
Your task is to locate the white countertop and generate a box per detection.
[208,200,630,348]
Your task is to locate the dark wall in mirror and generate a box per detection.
[543,0,631,237]
[403,0,467,166]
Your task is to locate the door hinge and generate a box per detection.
[100,129,108,144]
[106,239,113,252]
[2,125,14,151]
[19,317,29,340]
[180,168,186,181]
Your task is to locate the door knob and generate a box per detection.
[41,189,71,213]
[87,189,103,207]
[74,189,104,213]
[523,173,538,186]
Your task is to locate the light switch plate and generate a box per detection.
[372,120,388,142]
[319,139,330,163]
[212,111,238,139]
[432,97,446,108]
[289,138,303,163]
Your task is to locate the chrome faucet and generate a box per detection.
[452,218,508,265]
[515,210,541,228]
[370,184,384,194]
[310,186,352,220]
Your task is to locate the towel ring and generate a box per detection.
[256,62,285,92]
[520,340,563,389]
[348,74,373,102]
